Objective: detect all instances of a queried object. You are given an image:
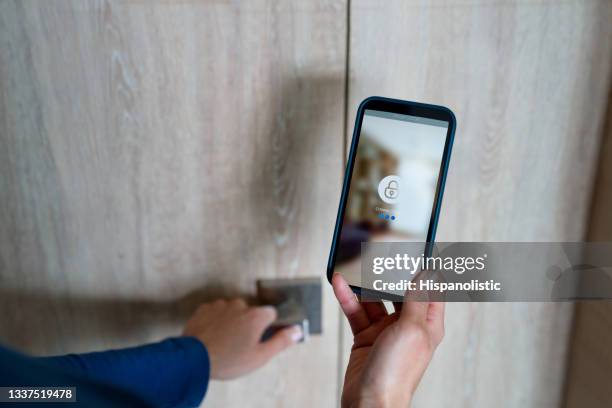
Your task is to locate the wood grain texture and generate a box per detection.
[345,1,612,407]
[563,88,612,408]
[0,1,346,406]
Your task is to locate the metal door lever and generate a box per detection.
[256,277,322,342]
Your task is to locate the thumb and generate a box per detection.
[401,270,432,323]
[257,325,303,361]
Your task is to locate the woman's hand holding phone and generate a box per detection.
[332,273,445,408]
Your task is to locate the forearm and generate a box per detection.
[349,394,412,408]
[41,337,210,408]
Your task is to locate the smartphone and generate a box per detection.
[326,96,456,301]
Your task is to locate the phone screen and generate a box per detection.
[332,105,451,290]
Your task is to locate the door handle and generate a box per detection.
[256,277,322,342]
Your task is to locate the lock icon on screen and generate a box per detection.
[384,180,399,199]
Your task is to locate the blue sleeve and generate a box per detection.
[41,337,210,408]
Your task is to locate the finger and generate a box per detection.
[395,270,427,314]
[427,302,445,344]
[421,269,445,328]
[230,297,248,309]
[211,299,227,309]
[249,306,278,332]
[427,302,445,324]
[332,273,370,334]
[362,301,388,322]
[257,325,302,361]
[370,312,399,333]
[401,280,429,323]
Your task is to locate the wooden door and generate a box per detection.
[2,1,612,407]
[0,1,346,406]
[346,1,612,407]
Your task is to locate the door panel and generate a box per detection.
[346,1,612,407]
[0,1,346,406]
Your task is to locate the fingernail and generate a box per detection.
[289,325,303,343]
